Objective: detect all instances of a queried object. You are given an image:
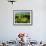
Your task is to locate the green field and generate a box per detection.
[15,12,30,23]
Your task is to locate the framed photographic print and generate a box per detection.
[13,10,33,25]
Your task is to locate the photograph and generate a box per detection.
[13,10,32,25]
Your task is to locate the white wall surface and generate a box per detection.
[0,0,46,42]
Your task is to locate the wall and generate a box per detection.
[0,0,46,42]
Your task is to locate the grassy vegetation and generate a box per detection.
[15,12,30,23]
